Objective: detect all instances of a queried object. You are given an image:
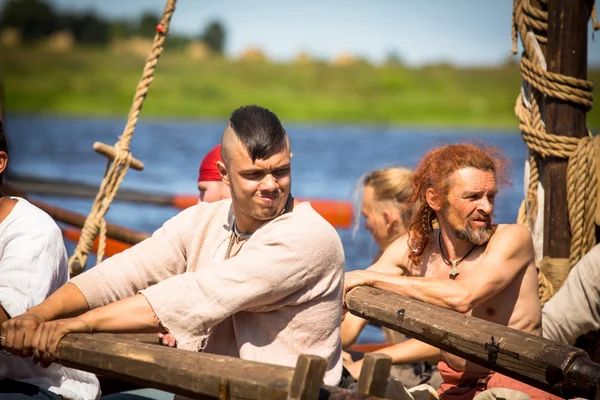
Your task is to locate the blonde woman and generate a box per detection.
[342,167,441,388]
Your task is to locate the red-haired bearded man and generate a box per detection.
[345,143,559,400]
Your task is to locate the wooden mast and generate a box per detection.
[542,0,599,361]
[542,0,593,257]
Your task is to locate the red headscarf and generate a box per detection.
[198,144,223,182]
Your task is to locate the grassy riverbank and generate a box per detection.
[1,46,598,129]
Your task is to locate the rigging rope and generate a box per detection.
[68,0,177,277]
[512,0,599,304]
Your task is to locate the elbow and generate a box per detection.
[447,290,475,313]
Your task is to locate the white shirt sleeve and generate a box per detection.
[0,207,67,318]
[542,245,600,345]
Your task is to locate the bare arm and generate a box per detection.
[368,234,411,275]
[341,313,368,348]
[345,225,534,313]
[345,339,440,379]
[342,237,410,348]
[30,294,163,365]
[24,282,91,321]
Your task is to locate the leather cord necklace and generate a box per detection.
[225,194,295,260]
[438,231,476,278]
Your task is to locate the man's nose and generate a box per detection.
[478,197,493,214]
[259,174,278,192]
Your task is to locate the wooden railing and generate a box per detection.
[54,333,385,400]
[345,286,600,399]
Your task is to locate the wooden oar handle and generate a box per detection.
[93,142,145,171]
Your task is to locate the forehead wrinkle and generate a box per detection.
[451,169,496,191]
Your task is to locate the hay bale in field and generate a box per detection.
[110,36,153,57]
[185,41,209,60]
[44,30,75,52]
[0,28,21,47]
[239,47,267,63]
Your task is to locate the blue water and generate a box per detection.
[4,114,527,343]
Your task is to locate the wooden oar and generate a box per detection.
[6,175,355,229]
[348,343,389,354]
[62,226,138,257]
[3,183,149,245]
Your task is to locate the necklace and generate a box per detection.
[224,195,295,260]
[438,231,476,278]
[225,222,251,260]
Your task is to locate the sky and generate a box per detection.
[5,0,600,66]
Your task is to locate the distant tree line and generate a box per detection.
[0,0,226,53]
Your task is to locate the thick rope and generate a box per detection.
[512,0,599,294]
[68,0,177,277]
[517,200,555,306]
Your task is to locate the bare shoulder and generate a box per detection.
[368,234,411,275]
[487,223,534,261]
[490,224,533,246]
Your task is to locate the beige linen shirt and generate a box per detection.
[70,199,344,385]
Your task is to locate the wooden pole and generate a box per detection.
[2,183,150,245]
[4,175,355,229]
[345,286,600,399]
[542,0,593,257]
[53,333,381,400]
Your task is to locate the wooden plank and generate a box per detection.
[57,333,295,399]
[288,354,328,400]
[345,286,600,399]
[357,353,392,397]
[56,333,381,400]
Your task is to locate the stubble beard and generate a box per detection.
[231,182,285,222]
[453,219,495,245]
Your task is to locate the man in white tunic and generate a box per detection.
[0,105,345,387]
[0,121,100,400]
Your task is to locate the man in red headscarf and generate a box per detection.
[197,144,231,203]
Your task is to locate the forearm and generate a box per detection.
[26,282,90,321]
[347,339,441,379]
[341,314,368,349]
[378,339,441,364]
[81,294,164,334]
[371,275,471,312]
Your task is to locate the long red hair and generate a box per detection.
[406,143,509,266]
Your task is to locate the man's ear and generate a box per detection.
[0,152,8,176]
[426,188,442,211]
[382,209,394,230]
[216,161,229,185]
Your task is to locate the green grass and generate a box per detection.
[1,46,599,129]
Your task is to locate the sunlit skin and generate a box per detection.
[217,125,292,234]
[344,167,540,374]
[163,131,292,347]
[361,185,406,249]
[0,126,294,363]
[197,180,231,203]
[157,179,231,347]
[438,168,497,247]
[343,184,416,377]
